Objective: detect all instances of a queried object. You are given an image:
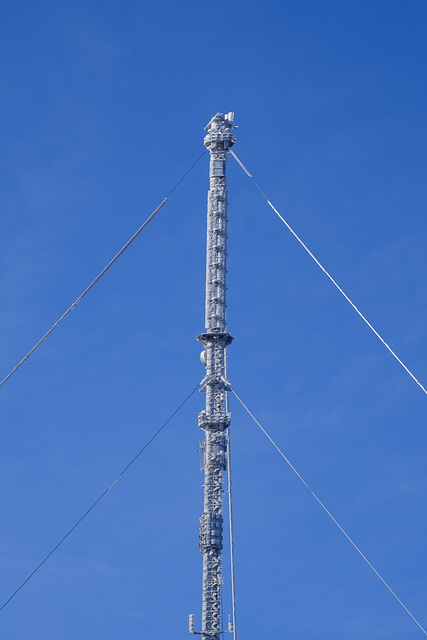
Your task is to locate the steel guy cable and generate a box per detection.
[0,382,201,613]
[231,387,427,638]
[0,150,206,390]
[230,149,427,397]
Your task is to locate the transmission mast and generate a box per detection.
[189,113,237,640]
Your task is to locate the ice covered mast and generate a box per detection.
[190,113,236,640]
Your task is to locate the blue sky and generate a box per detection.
[1,1,427,638]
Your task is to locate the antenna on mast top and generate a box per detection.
[205,112,237,131]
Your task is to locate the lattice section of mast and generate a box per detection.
[189,113,236,640]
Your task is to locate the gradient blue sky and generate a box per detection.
[1,1,427,638]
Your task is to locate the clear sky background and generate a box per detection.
[1,1,427,638]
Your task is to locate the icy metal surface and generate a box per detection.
[195,112,236,640]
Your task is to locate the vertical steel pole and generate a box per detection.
[196,113,236,640]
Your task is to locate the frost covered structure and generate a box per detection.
[194,112,236,640]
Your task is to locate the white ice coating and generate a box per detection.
[196,113,236,640]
